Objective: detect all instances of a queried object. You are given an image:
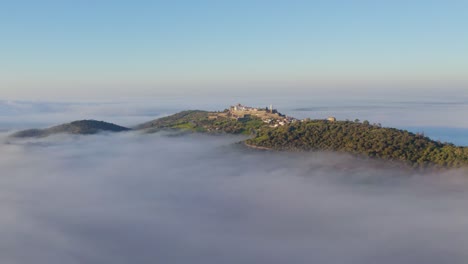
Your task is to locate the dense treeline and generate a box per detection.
[246,120,468,167]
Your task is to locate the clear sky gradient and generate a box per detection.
[1,0,467,99]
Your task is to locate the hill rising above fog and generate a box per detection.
[10,106,468,168]
[11,120,130,138]
[134,109,468,168]
[245,120,468,168]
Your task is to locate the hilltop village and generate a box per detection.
[208,104,298,128]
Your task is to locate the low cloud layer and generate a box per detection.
[1,132,468,264]
[2,98,468,147]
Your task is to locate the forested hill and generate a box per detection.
[134,110,468,167]
[11,120,130,138]
[246,120,468,167]
[8,109,468,168]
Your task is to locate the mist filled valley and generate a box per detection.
[3,1,468,262]
[1,101,468,263]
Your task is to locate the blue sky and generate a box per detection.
[1,0,467,99]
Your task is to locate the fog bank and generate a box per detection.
[2,98,468,145]
[1,132,468,264]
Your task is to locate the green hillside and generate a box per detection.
[9,109,468,168]
[246,120,468,167]
[135,110,267,134]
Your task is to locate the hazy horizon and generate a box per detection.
[1,97,468,147]
[2,1,468,263]
[1,1,467,98]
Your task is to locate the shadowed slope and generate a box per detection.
[11,120,130,138]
